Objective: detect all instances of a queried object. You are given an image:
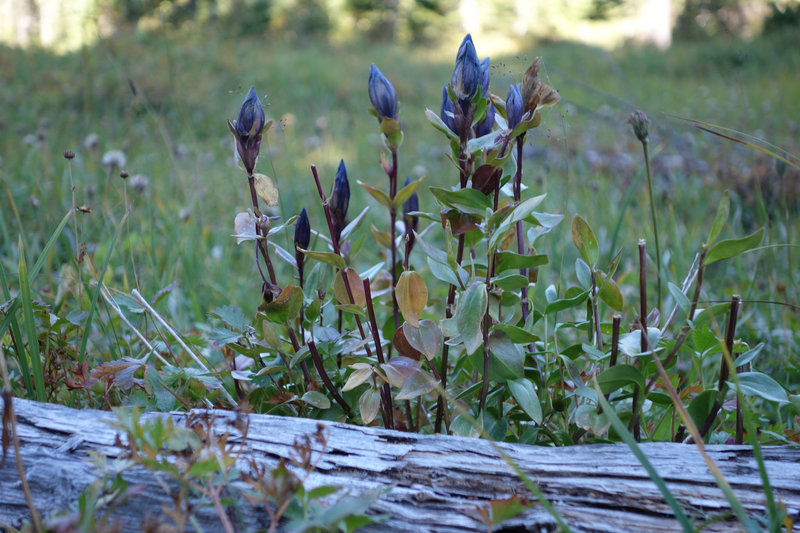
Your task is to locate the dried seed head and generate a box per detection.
[119,170,129,179]
[520,57,560,118]
[628,110,649,143]
[63,149,75,160]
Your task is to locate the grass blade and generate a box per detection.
[0,262,34,397]
[17,237,47,403]
[79,212,127,362]
[593,376,694,532]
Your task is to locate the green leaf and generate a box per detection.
[544,289,590,315]
[340,206,370,241]
[491,272,528,291]
[596,271,623,311]
[456,282,488,354]
[427,257,462,288]
[264,285,304,323]
[491,324,539,344]
[734,343,764,367]
[299,248,346,270]
[466,129,503,154]
[507,378,542,423]
[704,227,764,265]
[688,389,717,429]
[707,190,730,246]
[430,187,492,216]
[489,194,547,250]
[597,364,645,394]
[333,268,366,307]
[487,330,524,381]
[393,176,425,208]
[571,215,599,267]
[425,108,459,141]
[494,251,549,273]
[209,305,246,331]
[734,372,789,404]
[301,391,331,410]
[358,181,393,209]
[188,458,221,478]
[668,282,690,312]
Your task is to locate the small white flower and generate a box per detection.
[102,150,127,168]
[84,133,100,150]
[129,174,150,193]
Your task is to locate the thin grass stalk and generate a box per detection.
[642,326,758,530]
[641,141,662,310]
[18,238,46,402]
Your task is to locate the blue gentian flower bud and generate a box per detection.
[506,84,524,131]
[229,86,266,175]
[440,85,456,133]
[368,64,397,120]
[402,176,419,231]
[295,208,311,251]
[295,207,311,281]
[474,103,495,137]
[329,160,350,245]
[479,57,490,96]
[450,34,480,101]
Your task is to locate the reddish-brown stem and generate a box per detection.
[697,295,740,441]
[363,279,394,429]
[591,269,603,351]
[610,315,621,367]
[309,165,372,357]
[307,341,350,415]
[630,240,647,442]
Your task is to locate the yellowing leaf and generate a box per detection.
[396,270,427,327]
[253,173,279,207]
[333,268,366,307]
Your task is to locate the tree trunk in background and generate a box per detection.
[3,398,800,532]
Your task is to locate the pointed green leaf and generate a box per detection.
[572,215,599,267]
[358,181,393,209]
[705,228,764,265]
[597,364,645,394]
[494,251,548,273]
[393,176,425,208]
[264,285,304,323]
[430,187,492,216]
[403,319,443,361]
[708,190,730,246]
[299,248,345,270]
[456,282,488,354]
[301,391,331,410]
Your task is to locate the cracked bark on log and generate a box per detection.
[2,398,799,532]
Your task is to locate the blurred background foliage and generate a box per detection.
[2,0,799,52]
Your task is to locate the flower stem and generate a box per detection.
[642,141,662,310]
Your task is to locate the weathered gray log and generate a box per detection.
[2,398,799,532]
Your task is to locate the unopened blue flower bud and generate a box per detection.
[474,102,495,137]
[368,64,397,120]
[295,208,311,251]
[479,57,490,96]
[440,85,456,133]
[229,86,266,175]
[402,176,419,252]
[450,34,480,101]
[329,160,350,244]
[506,84,524,131]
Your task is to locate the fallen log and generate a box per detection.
[1,398,799,532]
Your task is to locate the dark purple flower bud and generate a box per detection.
[450,34,480,101]
[295,207,311,282]
[329,160,350,244]
[440,85,456,133]
[368,64,397,120]
[229,86,266,175]
[479,57,490,96]
[506,83,523,131]
[402,176,419,253]
[628,110,649,143]
[294,208,311,251]
[474,103,495,137]
[236,87,265,139]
